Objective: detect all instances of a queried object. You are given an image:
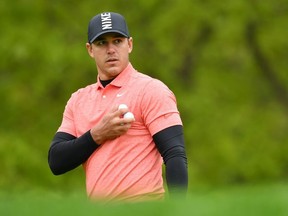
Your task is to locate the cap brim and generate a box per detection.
[89,30,129,43]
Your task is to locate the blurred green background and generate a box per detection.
[0,0,287,198]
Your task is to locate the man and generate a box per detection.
[48,12,188,202]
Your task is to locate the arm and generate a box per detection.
[48,106,134,175]
[153,125,188,195]
[48,131,99,175]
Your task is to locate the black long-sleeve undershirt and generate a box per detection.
[48,125,188,193]
[48,131,99,175]
[153,125,188,194]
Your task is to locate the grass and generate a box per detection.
[0,182,287,216]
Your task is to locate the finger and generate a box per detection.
[118,123,132,133]
[119,117,135,125]
[106,105,126,120]
[114,104,129,117]
[110,104,120,112]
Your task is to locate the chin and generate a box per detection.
[106,68,122,77]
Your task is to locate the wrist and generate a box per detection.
[90,128,104,145]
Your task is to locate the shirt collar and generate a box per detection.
[96,63,134,89]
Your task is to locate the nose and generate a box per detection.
[107,42,116,54]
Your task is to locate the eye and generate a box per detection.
[114,39,123,44]
[95,40,107,46]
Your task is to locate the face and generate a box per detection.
[86,33,133,80]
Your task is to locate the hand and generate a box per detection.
[90,105,135,144]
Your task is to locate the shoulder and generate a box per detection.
[71,83,97,97]
[67,83,97,104]
[142,76,175,99]
[133,71,171,92]
[132,72,177,104]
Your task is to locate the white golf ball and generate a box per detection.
[118,104,128,110]
[124,112,134,120]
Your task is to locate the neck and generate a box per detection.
[100,78,114,88]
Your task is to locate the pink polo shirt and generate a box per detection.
[58,63,182,201]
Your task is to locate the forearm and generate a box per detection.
[165,156,188,194]
[48,131,99,175]
[153,125,188,195]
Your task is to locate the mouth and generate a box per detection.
[106,57,118,63]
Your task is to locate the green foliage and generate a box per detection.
[1,183,288,216]
[0,0,287,192]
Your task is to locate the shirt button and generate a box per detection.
[102,95,106,99]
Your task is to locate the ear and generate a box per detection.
[86,43,94,58]
[128,37,133,53]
